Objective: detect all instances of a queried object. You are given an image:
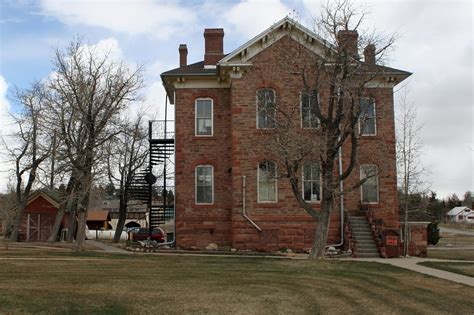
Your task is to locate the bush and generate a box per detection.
[427,222,440,245]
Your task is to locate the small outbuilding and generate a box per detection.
[446,207,474,223]
[17,191,69,241]
[86,210,111,230]
[399,210,432,257]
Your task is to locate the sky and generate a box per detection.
[0,0,472,199]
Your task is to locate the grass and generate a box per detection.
[1,248,474,314]
[418,261,474,278]
[436,234,474,247]
[428,249,474,261]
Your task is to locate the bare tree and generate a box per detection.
[5,83,53,241]
[106,114,148,243]
[396,89,426,256]
[256,1,397,259]
[47,39,143,250]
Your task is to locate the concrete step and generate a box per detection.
[357,249,379,254]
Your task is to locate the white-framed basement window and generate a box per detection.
[359,98,376,136]
[360,164,379,204]
[257,160,277,202]
[195,165,214,204]
[302,161,321,202]
[256,89,276,129]
[301,89,320,128]
[195,98,213,136]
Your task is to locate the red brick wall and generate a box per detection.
[174,88,233,248]
[174,35,399,251]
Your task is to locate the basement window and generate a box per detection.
[258,160,277,202]
[302,161,321,202]
[360,164,379,203]
[195,165,213,204]
[301,89,320,128]
[359,98,376,136]
[195,98,213,136]
[257,89,276,129]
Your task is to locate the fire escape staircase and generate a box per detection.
[127,120,175,229]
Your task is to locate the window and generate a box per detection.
[301,89,320,128]
[302,162,321,202]
[195,165,213,204]
[360,164,379,203]
[258,160,277,202]
[359,98,376,135]
[257,89,276,128]
[195,98,213,136]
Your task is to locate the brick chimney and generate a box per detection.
[364,44,376,64]
[204,28,224,66]
[179,44,188,68]
[337,30,359,59]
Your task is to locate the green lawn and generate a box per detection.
[0,249,473,314]
[428,249,474,261]
[418,261,474,278]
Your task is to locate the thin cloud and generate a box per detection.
[39,0,197,40]
[224,0,293,38]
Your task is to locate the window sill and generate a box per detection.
[256,202,280,208]
[193,136,217,141]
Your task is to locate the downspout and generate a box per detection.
[326,145,345,247]
[242,175,261,231]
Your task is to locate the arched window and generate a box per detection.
[195,165,214,204]
[258,160,277,202]
[195,98,213,136]
[360,164,379,203]
[256,89,276,129]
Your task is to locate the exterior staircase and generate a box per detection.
[349,215,380,258]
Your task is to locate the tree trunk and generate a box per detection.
[75,211,87,251]
[9,202,27,241]
[310,198,332,259]
[113,197,127,243]
[67,205,77,243]
[48,208,65,243]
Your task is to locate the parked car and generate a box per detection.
[130,227,165,242]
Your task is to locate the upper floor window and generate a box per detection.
[195,165,213,204]
[360,164,379,203]
[257,89,276,129]
[195,98,213,136]
[302,161,321,202]
[301,89,320,128]
[359,98,376,136]
[258,160,277,202]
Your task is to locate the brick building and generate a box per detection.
[161,18,411,253]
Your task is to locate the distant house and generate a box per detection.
[96,199,147,229]
[447,207,474,223]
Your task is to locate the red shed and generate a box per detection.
[17,191,69,241]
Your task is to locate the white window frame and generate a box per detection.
[360,164,379,204]
[195,165,214,205]
[302,161,322,203]
[300,89,320,129]
[359,98,377,136]
[257,160,278,203]
[195,98,213,137]
[256,88,276,129]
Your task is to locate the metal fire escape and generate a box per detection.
[127,118,175,239]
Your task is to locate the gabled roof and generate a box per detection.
[162,17,410,78]
[218,17,330,65]
[447,206,472,216]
